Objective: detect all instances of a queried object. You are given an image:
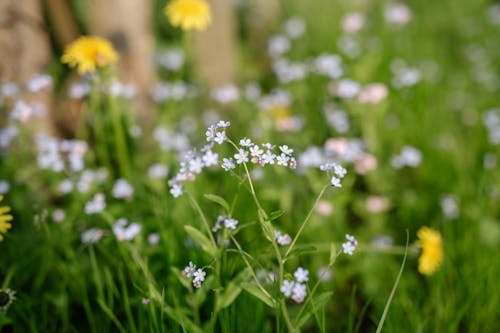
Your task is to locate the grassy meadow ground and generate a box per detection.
[1,0,499,332]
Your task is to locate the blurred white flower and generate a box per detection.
[112,179,134,199]
[148,163,169,179]
[113,218,141,241]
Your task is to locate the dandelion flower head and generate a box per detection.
[0,196,13,241]
[416,226,443,275]
[61,36,118,74]
[165,0,212,31]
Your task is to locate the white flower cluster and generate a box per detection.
[182,261,206,288]
[113,218,141,241]
[342,234,358,255]
[482,109,500,145]
[0,125,19,150]
[9,100,45,123]
[84,193,106,215]
[36,134,88,172]
[280,267,309,303]
[223,141,297,170]
[274,230,292,246]
[391,59,421,88]
[81,228,104,244]
[155,48,184,72]
[168,121,297,197]
[391,145,422,169]
[212,215,239,232]
[151,81,196,103]
[319,163,347,188]
[58,168,108,195]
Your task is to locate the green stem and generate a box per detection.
[107,91,131,178]
[285,185,329,258]
[89,76,111,170]
[230,235,273,301]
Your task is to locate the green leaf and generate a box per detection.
[376,230,409,333]
[163,305,204,333]
[184,225,217,256]
[241,282,275,308]
[216,282,242,311]
[329,243,337,266]
[260,220,275,243]
[204,194,230,212]
[285,245,318,260]
[170,267,192,289]
[295,292,334,328]
[269,210,285,221]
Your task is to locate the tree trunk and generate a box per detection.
[191,0,237,88]
[0,0,53,133]
[87,0,156,124]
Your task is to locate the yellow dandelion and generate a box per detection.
[61,36,118,75]
[164,0,212,31]
[416,226,443,275]
[0,196,13,242]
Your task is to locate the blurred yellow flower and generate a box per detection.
[61,36,118,75]
[0,196,13,241]
[416,226,443,275]
[165,0,212,31]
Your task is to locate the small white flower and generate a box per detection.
[182,261,197,278]
[113,218,141,241]
[148,163,169,179]
[148,233,160,246]
[81,228,104,244]
[170,184,183,197]
[249,145,264,157]
[221,158,236,171]
[84,193,106,214]
[214,131,227,144]
[262,150,276,165]
[239,138,253,147]
[262,143,275,150]
[217,120,230,128]
[234,149,249,164]
[0,180,10,195]
[212,215,226,232]
[291,283,307,303]
[58,179,74,194]
[277,233,292,246]
[333,164,347,178]
[193,268,206,283]
[280,279,295,297]
[52,209,66,223]
[276,153,290,166]
[112,179,134,199]
[188,157,204,174]
[342,234,358,255]
[294,267,309,283]
[202,150,219,167]
[279,145,294,155]
[224,218,238,230]
[206,126,216,142]
[331,176,342,187]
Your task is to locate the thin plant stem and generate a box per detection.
[89,76,111,170]
[230,235,273,301]
[107,91,131,178]
[285,185,329,258]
